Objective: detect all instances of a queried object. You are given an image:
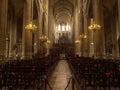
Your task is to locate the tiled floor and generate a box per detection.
[48,60,72,90]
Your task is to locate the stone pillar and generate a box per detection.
[22,0,33,59]
[89,19,94,56]
[74,7,79,40]
[111,21,118,57]
[33,0,43,54]
[118,0,120,56]
[79,13,83,56]
[9,17,17,59]
[79,0,89,57]
[46,0,49,37]
[37,10,42,53]
[0,0,8,60]
[116,19,119,57]
[83,15,89,57]
[93,0,105,57]
[45,0,49,37]
[111,10,119,57]
[74,4,80,55]
[44,0,49,56]
[48,4,54,47]
[79,0,84,56]
[118,0,120,32]
[83,1,89,56]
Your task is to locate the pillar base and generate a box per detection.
[22,52,32,60]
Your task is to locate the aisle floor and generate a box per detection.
[48,60,72,90]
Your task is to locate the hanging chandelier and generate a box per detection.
[80,34,87,39]
[47,40,51,44]
[88,23,101,31]
[25,22,37,31]
[25,0,37,31]
[75,40,80,44]
[39,35,48,42]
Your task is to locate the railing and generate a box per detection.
[67,56,120,90]
[64,76,80,90]
[44,76,79,90]
[0,56,59,90]
[45,76,52,90]
[64,77,72,90]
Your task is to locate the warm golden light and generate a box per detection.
[58,24,61,31]
[62,25,65,31]
[47,40,51,44]
[66,24,69,31]
[78,9,80,14]
[39,35,48,42]
[25,22,37,31]
[88,21,101,57]
[75,40,80,44]
[34,43,37,46]
[80,34,87,39]
[90,42,94,45]
[88,23,101,31]
[57,24,70,32]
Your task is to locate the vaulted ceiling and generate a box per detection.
[8,0,38,19]
[52,0,74,24]
[8,0,118,24]
[102,0,117,17]
[8,0,24,16]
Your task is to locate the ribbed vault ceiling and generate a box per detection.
[9,0,24,15]
[53,0,74,24]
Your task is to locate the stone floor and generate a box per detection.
[48,60,72,90]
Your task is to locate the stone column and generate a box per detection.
[46,0,50,55]
[74,7,79,40]
[22,0,33,59]
[118,0,120,32]
[111,19,118,57]
[110,8,120,57]
[37,8,42,53]
[48,4,54,47]
[79,13,83,56]
[74,4,80,55]
[79,19,83,56]
[116,19,119,57]
[118,0,120,56]
[79,0,84,56]
[83,14,89,57]
[83,0,89,57]
[93,0,105,57]
[9,17,17,59]
[89,19,94,56]
[0,0,8,60]
[45,0,49,37]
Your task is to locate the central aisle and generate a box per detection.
[49,60,72,90]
